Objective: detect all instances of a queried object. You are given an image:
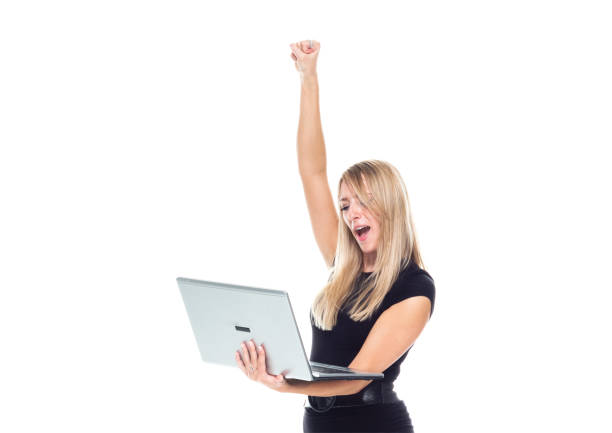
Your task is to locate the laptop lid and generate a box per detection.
[177,277,314,380]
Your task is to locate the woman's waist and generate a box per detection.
[304,381,399,413]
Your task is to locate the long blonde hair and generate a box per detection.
[310,160,424,330]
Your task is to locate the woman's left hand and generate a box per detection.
[235,340,288,392]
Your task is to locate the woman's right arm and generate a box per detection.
[290,41,338,268]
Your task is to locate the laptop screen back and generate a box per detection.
[177,277,313,380]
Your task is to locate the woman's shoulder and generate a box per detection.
[385,261,436,314]
[398,261,435,287]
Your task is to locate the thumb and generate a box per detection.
[299,40,318,54]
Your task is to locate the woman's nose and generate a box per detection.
[348,203,364,219]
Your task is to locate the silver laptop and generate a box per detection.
[177,277,384,381]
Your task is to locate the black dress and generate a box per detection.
[303,261,436,433]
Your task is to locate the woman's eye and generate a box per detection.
[340,201,367,212]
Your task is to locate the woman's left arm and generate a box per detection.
[237,296,431,397]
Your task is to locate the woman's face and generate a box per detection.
[339,179,380,257]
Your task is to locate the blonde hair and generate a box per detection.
[310,160,424,330]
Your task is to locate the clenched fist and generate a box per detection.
[289,40,320,77]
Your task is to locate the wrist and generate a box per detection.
[300,72,318,86]
[271,380,292,394]
[278,378,306,395]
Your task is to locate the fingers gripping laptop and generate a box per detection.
[177,277,383,381]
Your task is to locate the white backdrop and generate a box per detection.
[1,1,611,432]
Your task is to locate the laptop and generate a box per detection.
[177,276,384,381]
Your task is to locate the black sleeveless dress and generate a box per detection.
[303,261,436,433]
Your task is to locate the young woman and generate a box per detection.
[235,40,435,433]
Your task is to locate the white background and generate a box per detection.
[1,1,611,432]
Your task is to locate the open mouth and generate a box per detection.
[355,226,371,241]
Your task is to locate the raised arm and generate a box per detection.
[290,41,338,268]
